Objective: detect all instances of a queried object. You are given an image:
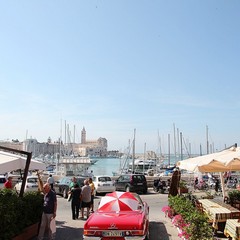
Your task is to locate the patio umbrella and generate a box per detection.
[0,151,46,174]
[98,191,140,212]
[177,146,240,173]
[176,145,240,199]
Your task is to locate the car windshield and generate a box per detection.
[99,177,111,182]
[133,175,145,182]
[59,177,71,184]
[28,178,38,183]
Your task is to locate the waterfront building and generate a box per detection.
[0,127,108,158]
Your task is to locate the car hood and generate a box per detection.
[84,211,145,230]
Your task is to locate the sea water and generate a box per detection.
[88,158,121,176]
[87,155,190,176]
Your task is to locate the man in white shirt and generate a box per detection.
[47,174,55,190]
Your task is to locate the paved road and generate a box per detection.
[53,189,179,240]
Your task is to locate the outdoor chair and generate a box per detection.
[231,211,240,219]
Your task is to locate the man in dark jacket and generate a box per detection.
[71,183,82,219]
[38,183,57,240]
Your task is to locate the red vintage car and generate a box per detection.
[83,191,150,240]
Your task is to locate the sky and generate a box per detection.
[0,1,240,155]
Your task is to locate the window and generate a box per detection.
[0,177,6,184]
[28,178,38,183]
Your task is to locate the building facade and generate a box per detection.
[0,127,108,157]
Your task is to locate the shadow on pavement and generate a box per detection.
[55,225,83,240]
[32,220,171,240]
[149,221,171,240]
[31,221,83,240]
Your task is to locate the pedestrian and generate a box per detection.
[70,183,82,220]
[168,168,181,197]
[69,176,77,190]
[80,179,91,219]
[4,176,13,189]
[88,170,94,178]
[88,178,95,212]
[38,183,57,240]
[215,178,220,193]
[68,176,78,201]
[194,177,198,189]
[47,174,55,190]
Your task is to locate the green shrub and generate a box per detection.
[228,190,240,204]
[168,195,212,240]
[0,189,43,239]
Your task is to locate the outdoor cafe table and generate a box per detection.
[224,219,240,240]
[198,199,240,229]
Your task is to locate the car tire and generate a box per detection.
[125,186,130,192]
[63,188,68,199]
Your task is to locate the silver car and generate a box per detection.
[93,175,116,195]
[14,176,39,193]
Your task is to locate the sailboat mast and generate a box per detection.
[180,132,183,160]
[173,123,177,162]
[143,142,146,174]
[206,125,209,154]
[168,133,170,166]
[157,130,162,159]
[132,129,136,173]
[177,128,180,161]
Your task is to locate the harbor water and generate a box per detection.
[88,158,121,176]
[87,155,189,176]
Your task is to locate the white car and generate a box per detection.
[0,175,6,189]
[93,175,116,195]
[14,176,39,193]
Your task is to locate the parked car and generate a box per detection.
[92,175,115,195]
[83,191,149,239]
[54,176,85,198]
[14,176,39,193]
[0,175,6,189]
[114,174,148,194]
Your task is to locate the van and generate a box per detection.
[114,174,148,194]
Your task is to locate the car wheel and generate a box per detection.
[125,186,130,192]
[63,188,68,199]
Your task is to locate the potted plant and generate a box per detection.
[179,180,188,194]
[228,189,240,205]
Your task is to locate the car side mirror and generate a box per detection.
[137,205,142,210]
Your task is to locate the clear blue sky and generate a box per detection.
[0,1,239,155]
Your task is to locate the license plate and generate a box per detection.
[103,184,110,186]
[137,183,143,185]
[102,231,123,237]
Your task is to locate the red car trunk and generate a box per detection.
[85,211,144,230]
